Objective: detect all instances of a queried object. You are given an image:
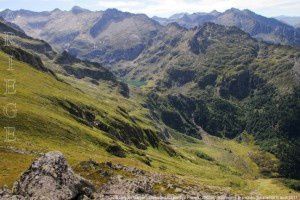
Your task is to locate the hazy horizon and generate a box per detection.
[0,0,299,18]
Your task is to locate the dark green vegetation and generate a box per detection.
[282,179,300,191]
[114,22,300,180]
[0,9,299,196]
[196,151,215,161]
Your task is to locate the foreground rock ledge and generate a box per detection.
[0,151,94,200]
[0,151,235,200]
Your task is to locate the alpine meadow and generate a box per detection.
[0,1,299,199]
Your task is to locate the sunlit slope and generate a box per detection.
[0,51,298,196]
[149,131,297,195]
[0,50,158,185]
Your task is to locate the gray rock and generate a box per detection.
[0,186,25,200]
[12,151,95,200]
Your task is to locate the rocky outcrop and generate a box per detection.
[0,152,95,200]
[118,82,130,98]
[0,153,230,199]
[90,8,131,38]
[56,51,130,97]
[55,99,159,149]
[62,65,116,82]
[0,19,27,38]
[166,68,196,87]
[55,50,80,65]
[57,99,96,127]
[77,160,207,199]
[0,45,45,71]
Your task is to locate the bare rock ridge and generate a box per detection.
[0,152,217,200]
[0,152,95,200]
[154,8,300,46]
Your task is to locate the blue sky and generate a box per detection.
[0,0,299,17]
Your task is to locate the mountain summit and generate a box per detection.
[71,6,90,14]
[153,8,300,46]
[0,8,161,64]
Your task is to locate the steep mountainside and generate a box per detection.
[0,7,161,64]
[0,18,131,97]
[153,8,300,46]
[112,22,300,179]
[276,16,300,28]
[1,19,298,196]
[1,7,299,68]
[1,8,299,180]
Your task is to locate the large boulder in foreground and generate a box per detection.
[10,151,94,200]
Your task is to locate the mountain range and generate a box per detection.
[0,7,161,64]
[0,6,299,197]
[276,16,300,28]
[1,7,300,66]
[153,8,300,47]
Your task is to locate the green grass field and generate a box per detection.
[0,51,298,196]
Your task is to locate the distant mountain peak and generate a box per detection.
[152,8,300,46]
[169,12,189,20]
[51,8,62,13]
[105,8,124,14]
[224,8,256,17]
[2,8,11,12]
[89,8,133,38]
[166,22,186,31]
[102,8,132,18]
[226,7,241,12]
[71,6,89,14]
[243,9,253,13]
[210,10,220,16]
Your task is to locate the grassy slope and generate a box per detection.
[0,51,298,196]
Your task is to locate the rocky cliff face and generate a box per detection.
[0,19,130,97]
[0,7,161,64]
[0,152,95,200]
[153,8,300,46]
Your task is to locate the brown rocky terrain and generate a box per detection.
[0,152,233,200]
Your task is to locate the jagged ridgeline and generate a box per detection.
[0,8,299,196]
[153,8,300,46]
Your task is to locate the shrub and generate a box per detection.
[106,144,126,158]
[196,151,214,161]
[282,179,300,191]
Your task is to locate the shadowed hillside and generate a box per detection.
[0,7,299,197]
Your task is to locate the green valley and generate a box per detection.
[0,5,299,199]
